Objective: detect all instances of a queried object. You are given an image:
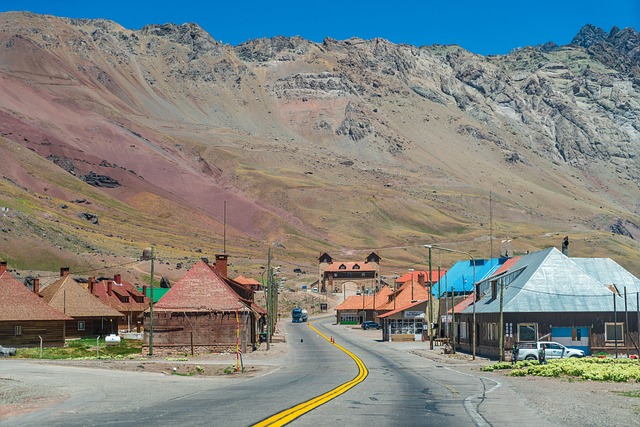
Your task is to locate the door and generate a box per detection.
[551,326,590,355]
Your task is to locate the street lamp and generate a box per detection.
[424,244,476,360]
[423,246,434,349]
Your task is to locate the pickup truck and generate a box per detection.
[515,341,585,361]
[0,345,16,356]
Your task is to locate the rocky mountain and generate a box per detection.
[0,12,638,277]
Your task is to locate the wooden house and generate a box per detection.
[143,256,266,355]
[0,261,72,347]
[89,274,150,332]
[458,248,640,358]
[40,268,124,338]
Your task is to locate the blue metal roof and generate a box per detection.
[432,257,509,297]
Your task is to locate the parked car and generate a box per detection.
[515,341,585,361]
[361,321,381,330]
[0,345,16,356]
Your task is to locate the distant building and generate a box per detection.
[319,252,381,295]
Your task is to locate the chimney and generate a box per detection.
[0,260,6,273]
[562,236,569,256]
[60,267,70,277]
[417,273,425,286]
[142,285,148,298]
[88,277,95,294]
[114,274,121,284]
[33,278,40,295]
[107,281,113,296]
[215,254,228,278]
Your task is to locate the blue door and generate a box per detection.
[551,326,590,355]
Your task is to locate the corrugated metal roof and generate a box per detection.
[464,247,637,315]
[433,257,509,297]
[571,258,640,295]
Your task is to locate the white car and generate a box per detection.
[516,341,585,361]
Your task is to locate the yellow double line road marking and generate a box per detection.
[252,324,368,427]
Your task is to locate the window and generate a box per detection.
[605,322,624,342]
[14,325,22,336]
[518,323,538,342]
[78,321,86,331]
[340,313,357,323]
[460,322,468,339]
[571,328,582,341]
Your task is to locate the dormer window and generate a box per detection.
[353,264,360,269]
[338,264,346,270]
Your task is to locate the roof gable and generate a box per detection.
[41,276,123,318]
[467,248,630,314]
[0,271,72,321]
[154,260,249,311]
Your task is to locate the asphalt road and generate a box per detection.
[2,319,557,427]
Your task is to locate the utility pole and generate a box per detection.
[428,246,433,350]
[499,277,504,362]
[266,247,271,351]
[437,265,441,338]
[425,245,476,359]
[148,246,155,356]
[451,284,455,354]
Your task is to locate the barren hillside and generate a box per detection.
[0,12,638,278]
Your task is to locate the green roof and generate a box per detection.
[137,287,170,303]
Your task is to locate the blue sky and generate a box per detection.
[1,1,638,55]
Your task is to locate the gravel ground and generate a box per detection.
[411,347,640,427]
[2,334,640,426]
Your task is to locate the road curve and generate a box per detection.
[2,318,557,427]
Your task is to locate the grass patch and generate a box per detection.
[613,390,640,398]
[16,338,142,359]
[483,357,640,383]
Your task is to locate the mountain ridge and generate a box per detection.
[0,12,638,278]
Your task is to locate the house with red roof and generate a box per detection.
[88,273,150,332]
[0,261,72,347]
[40,268,124,338]
[376,278,434,341]
[318,252,381,294]
[335,285,393,325]
[143,255,266,355]
[233,274,262,291]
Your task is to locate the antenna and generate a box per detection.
[223,200,227,254]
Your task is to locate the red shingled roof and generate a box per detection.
[396,269,447,285]
[0,270,72,321]
[154,260,252,312]
[233,274,261,290]
[91,275,150,314]
[323,261,377,273]
[377,280,431,311]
